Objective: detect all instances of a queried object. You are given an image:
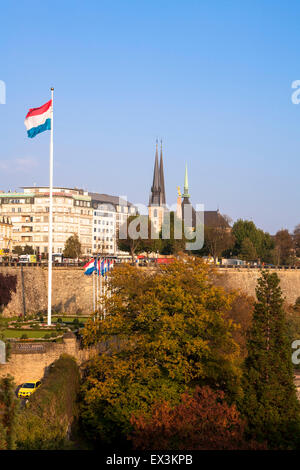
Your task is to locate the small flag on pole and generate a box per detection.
[84,258,96,275]
[24,100,52,138]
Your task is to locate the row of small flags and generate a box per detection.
[84,258,114,276]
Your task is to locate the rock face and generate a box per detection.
[2,265,300,317]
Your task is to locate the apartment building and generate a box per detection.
[89,193,137,255]
[0,216,12,252]
[0,188,137,257]
[0,187,93,256]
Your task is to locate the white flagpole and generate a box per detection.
[96,256,99,314]
[47,87,54,326]
[93,270,95,314]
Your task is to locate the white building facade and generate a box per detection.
[0,187,93,256]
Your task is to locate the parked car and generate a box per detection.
[18,380,41,398]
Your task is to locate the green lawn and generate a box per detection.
[52,316,89,323]
[1,329,62,339]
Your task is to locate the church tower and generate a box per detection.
[181,163,196,229]
[148,140,166,232]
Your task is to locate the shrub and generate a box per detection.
[20,334,28,340]
[14,355,80,449]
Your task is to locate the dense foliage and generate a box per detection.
[80,258,242,445]
[231,219,274,262]
[241,271,300,449]
[129,386,263,450]
[15,354,80,450]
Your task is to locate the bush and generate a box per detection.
[14,355,80,449]
[20,334,28,340]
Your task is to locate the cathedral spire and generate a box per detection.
[182,163,190,198]
[149,140,161,206]
[159,139,166,205]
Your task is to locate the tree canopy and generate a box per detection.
[231,219,274,262]
[81,258,241,445]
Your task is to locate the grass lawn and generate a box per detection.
[0,329,61,339]
[52,316,89,323]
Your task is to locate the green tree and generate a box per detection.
[63,234,81,259]
[240,238,257,262]
[12,245,34,255]
[241,271,300,448]
[22,245,34,255]
[80,258,241,446]
[12,246,23,255]
[231,219,274,262]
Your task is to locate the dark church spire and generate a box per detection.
[149,140,161,206]
[159,139,166,206]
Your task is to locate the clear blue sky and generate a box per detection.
[0,0,300,234]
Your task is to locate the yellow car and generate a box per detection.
[18,380,41,398]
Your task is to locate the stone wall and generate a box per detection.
[214,268,300,304]
[0,334,101,385]
[2,266,300,317]
[0,265,93,316]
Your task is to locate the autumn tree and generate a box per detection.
[293,224,300,257]
[274,229,294,265]
[130,386,263,450]
[63,234,81,259]
[0,273,17,313]
[80,258,241,446]
[203,217,234,263]
[224,293,254,360]
[241,271,300,449]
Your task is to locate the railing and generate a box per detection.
[0,261,86,267]
[216,264,300,270]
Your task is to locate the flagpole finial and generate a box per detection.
[50,87,54,91]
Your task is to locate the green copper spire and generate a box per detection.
[182,163,190,198]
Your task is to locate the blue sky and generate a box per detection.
[0,0,300,234]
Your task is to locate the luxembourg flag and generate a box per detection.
[84,258,96,275]
[24,99,52,138]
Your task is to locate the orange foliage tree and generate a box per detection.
[130,386,263,450]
